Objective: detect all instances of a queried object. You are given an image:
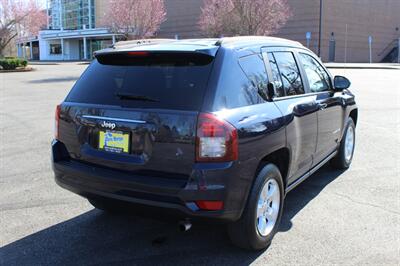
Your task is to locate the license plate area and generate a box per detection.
[99,130,130,154]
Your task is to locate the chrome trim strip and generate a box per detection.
[81,115,146,124]
[286,150,338,193]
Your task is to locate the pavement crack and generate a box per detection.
[331,192,400,216]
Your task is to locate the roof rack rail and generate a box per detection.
[214,36,303,47]
[214,39,223,46]
[112,38,176,48]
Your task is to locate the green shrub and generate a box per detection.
[0,58,28,70]
[20,59,28,67]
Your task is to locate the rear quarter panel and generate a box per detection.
[214,103,286,212]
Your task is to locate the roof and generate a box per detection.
[95,36,304,57]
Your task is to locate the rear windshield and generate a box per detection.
[65,53,214,110]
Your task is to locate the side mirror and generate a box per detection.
[333,75,351,91]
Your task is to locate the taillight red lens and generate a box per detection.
[55,104,61,139]
[127,51,149,56]
[195,200,224,211]
[195,113,238,162]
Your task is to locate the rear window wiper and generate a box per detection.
[115,93,159,102]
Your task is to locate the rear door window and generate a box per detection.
[272,51,304,96]
[266,52,285,97]
[66,53,214,110]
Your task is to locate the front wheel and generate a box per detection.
[331,117,356,169]
[228,164,284,250]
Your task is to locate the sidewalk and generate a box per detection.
[325,62,400,69]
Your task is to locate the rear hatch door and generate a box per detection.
[58,51,215,179]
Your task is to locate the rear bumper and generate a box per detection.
[52,140,251,222]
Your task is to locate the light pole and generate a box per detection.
[398,38,400,64]
[318,0,323,57]
[368,36,372,63]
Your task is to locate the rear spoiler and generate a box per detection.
[94,50,216,66]
[95,48,219,59]
[95,38,219,58]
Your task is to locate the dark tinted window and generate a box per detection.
[273,52,304,96]
[212,53,265,110]
[266,52,285,97]
[50,44,62,54]
[66,53,214,110]
[299,53,331,92]
[239,54,269,100]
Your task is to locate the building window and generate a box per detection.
[50,44,62,54]
[48,0,95,30]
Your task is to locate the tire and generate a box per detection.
[331,117,356,169]
[228,163,284,250]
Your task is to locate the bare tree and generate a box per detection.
[199,0,292,37]
[99,0,167,40]
[0,0,46,56]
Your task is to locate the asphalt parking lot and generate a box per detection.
[1,63,399,265]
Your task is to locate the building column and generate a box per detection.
[112,35,116,45]
[83,37,88,60]
[61,38,64,60]
[88,0,92,29]
[46,0,50,29]
[59,0,63,30]
[22,43,26,58]
[29,41,33,60]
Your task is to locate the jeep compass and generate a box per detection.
[52,37,358,250]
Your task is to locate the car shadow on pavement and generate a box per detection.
[27,77,80,83]
[1,165,344,266]
[279,165,345,232]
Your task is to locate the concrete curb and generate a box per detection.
[325,63,400,70]
[327,66,400,70]
[0,67,35,73]
[28,60,91,65]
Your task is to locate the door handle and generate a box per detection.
[318,103,328,110]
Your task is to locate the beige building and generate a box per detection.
[278,0,400,62]
[159,0,400,63]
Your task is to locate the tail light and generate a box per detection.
[127,51,149,56]
[195,113,238,162]
[195,200,224,211]
[55,104,61,139]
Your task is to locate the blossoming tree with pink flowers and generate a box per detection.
[100,0,167,40]
[0,0,46,56]
[199,0,292,37]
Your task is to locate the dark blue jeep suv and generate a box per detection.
[52,37,358,250]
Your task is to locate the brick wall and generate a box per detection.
[158,0,203,38]
[93,0,400,63]
[320,0,400,62]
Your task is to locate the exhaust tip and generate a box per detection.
[179,220,192,232]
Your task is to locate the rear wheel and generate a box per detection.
[228,164,284,250]
[331,117,356,169]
